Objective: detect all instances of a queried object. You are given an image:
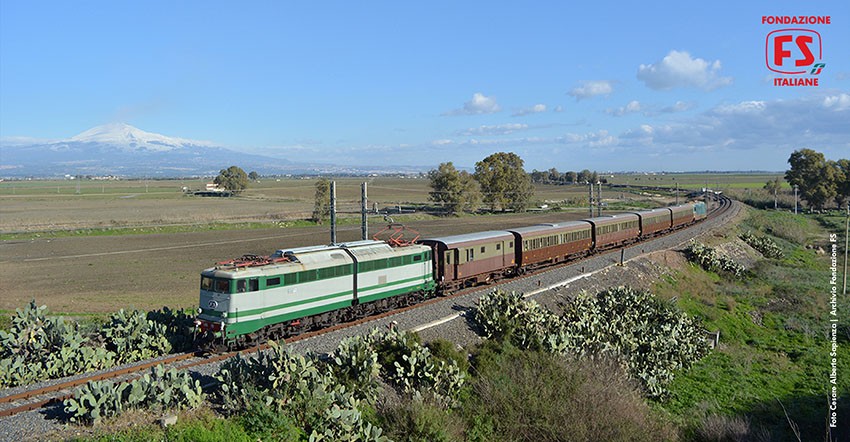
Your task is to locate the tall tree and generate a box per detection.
[577,169,592,183]
[312,178,331,224]
[214,166,249,194]
[547,168,561,184]
[248,171,259,181]
[833,159,850,208]
[530,170,547,184]
[785,149,837,210]
[428,162,480,214]
[564,171,578,184]
[474,152,534,212]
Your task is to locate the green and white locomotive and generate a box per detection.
[195,240,435,348]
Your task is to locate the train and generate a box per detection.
[195,201,707,348]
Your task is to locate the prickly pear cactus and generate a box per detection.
[101,309,172,363]
[370,328,466,408]
[740,231,784,259]
[560,286,711,398]
[215,340,388,440]
[475,290,570,354]
[684,241,745,277]
[63,363,204,424]
[0,301,114,388]
[328,334,381,402]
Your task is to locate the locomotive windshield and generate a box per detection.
[200,276,231,293]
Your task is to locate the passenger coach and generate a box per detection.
[419,231,515,290]
[509,221,593,271]
[585,214,640,249]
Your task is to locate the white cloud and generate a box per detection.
[0,136,58,146]
[512,104,547,116]
[457,123,529,136]
[637,50,732,90]
[713,100,766,115]
[558,130,618,147]
[823,93,850,111]
[568,80,613,100]
[619,95,849,156]
[443,92,501,116]
[606,100,643,116]
[553,105,564,112]
[660,101,696,113]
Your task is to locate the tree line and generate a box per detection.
[784,148,850,210]
[428,152,535,214]
[529,168,605,185]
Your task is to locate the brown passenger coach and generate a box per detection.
[419,231,516,290]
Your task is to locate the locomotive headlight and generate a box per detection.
[222,311,228,318]
[197,307,203,314]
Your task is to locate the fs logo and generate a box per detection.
[766,28,824,75]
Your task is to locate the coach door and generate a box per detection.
[443,249,458,281]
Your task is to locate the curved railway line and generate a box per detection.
[0,194,734,422]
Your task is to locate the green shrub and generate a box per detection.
[379,397,466,442]
[466,344,677,442]
[425,338,469,374]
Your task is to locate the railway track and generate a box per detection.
[0,194,734,420]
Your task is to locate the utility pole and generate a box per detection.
[330,181,337,245]
[588,182,594,217]
[361,182,368,240]
[596,182,602,216]
[675,182,679,205]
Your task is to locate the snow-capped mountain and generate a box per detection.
[68,123,214,152]
[0,123,291,177]
[0,123,425,177]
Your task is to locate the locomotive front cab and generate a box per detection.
[196,270,233,336]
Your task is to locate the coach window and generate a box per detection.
[496,243,501,251]
[481,246,486,253]
[267,277,281,287]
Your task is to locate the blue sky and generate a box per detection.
[1,1,848,172]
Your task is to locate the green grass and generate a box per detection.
[656,208,850,439]
[71,412,256,442]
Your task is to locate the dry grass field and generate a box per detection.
[0,176,695,315]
